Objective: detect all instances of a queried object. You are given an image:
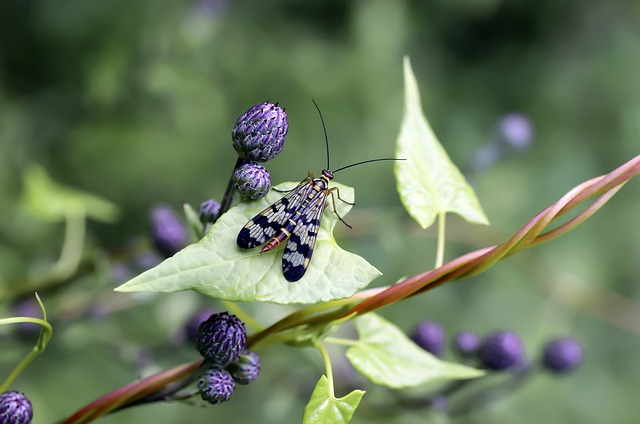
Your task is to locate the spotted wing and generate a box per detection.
[236,179,313,249]
[281,189,329,282]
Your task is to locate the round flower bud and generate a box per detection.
[478,331,524,371]
[233,162,271,199]
[0,391,33,424]
[197,312,247,366]
[150,205,187,258]
[228,351,261,385]
[232,101,288,162]
[542,337,583,374]
[198,366,235,405]
[453,330,481,357]
[199,199,221,224]
[410,320,445,357]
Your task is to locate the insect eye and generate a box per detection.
[321,170,334,180]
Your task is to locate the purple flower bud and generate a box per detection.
[496,113,534,151]
[410,320,445,357]
[542,337,583,374]
[197,312,247,366]
[199,199,221,224]
[233,162,271,199]
[232,102,288,162]
[198,366,235,405]
[478,331,524,371]
[185,308,217,345]
[228,351,261,385]
[0,391,33,424]
[453,330,481,357]
[150,205,187,258]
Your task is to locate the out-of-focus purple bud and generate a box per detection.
[185,308,217,345]
[542,337,583,374]
[197,0,227,16]
[453,330,481,357]
[410,320,446,357]
[478,331,524,371]
[496,113,534,152]
[150,205,188,258]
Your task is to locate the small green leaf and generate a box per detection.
[183,202,204,238]
[395,57,489,228]
[21,165,119,223]
[347,313,484,388]
[302,375,365,424]
[115,181,381,304]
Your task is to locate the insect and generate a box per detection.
[236,102,402,282]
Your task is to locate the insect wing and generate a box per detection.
[282,188,329,282]
[236,179,313,249]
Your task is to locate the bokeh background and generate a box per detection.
[1,0,639,423]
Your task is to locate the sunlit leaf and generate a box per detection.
[116,181,381,304]
[21,165,119,223]
[395,56,489,228]
[347,313,484,388]
[302,375,365,424]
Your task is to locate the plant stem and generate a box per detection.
[217,157,245,222]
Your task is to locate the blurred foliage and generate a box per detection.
[1,0,639,423]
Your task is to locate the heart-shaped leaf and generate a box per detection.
[302,375,365,424]
[395,57,489,228]
[116,180,381,304]
[347,313,484,388]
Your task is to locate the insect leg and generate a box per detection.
[328,188,352,229]
[333,186,355,206]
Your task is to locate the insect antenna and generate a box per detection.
[311,99,331,170]
[332,157,405,174]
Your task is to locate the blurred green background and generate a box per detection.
[1,0,639,423]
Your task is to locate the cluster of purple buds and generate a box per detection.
[410,320,583,374]
[195,312,261,405]
[229,102,288,200]
[407,320,583,415]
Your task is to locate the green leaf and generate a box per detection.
[395,56,489,228]
[21,165,119,223]
[302,375,365,424]
[183,202,204,238]
[346,313,484,388]
[115,181,381,304]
